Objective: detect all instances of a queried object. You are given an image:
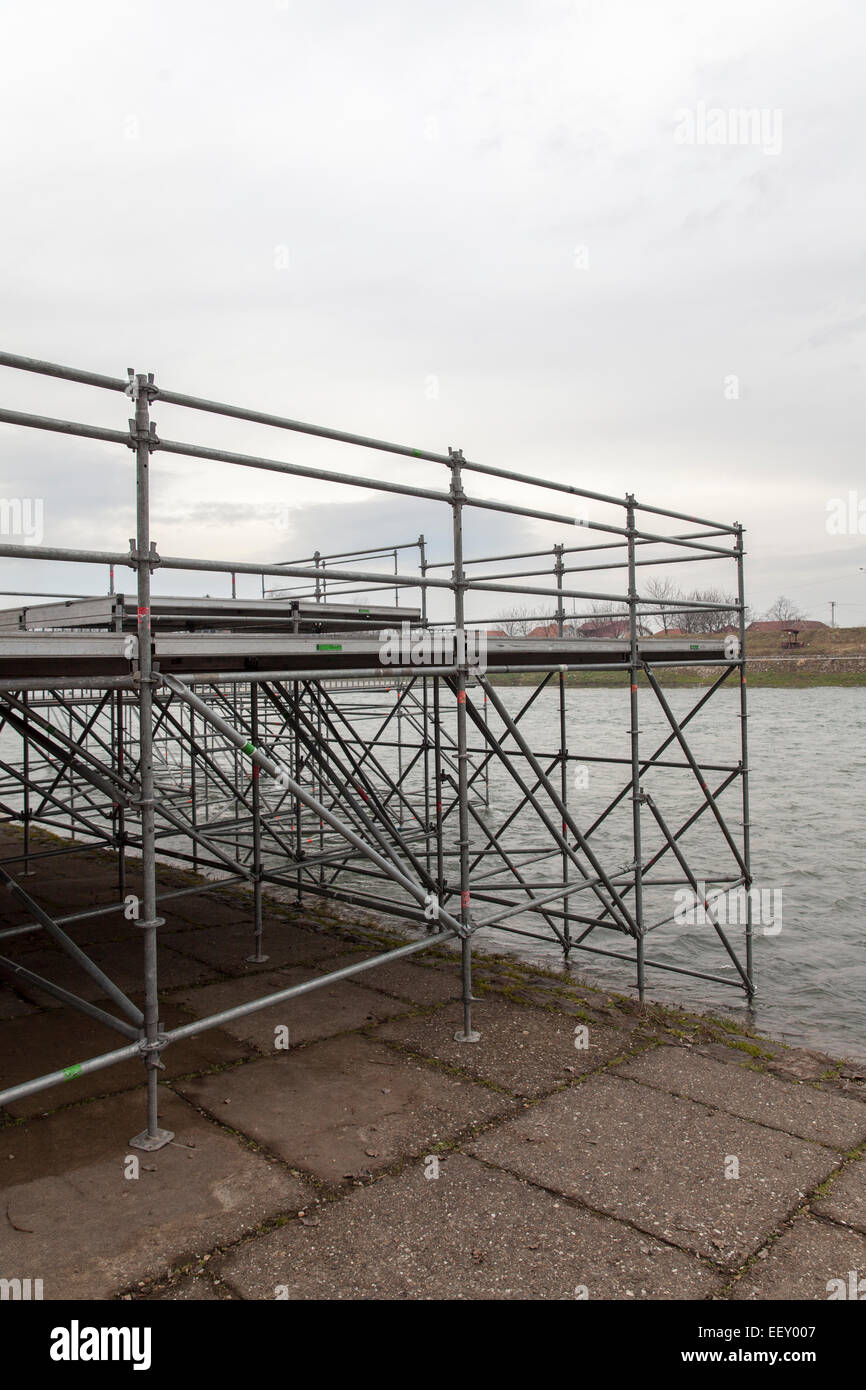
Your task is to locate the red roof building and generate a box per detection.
[577,618,631,639]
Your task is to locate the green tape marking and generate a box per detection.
[63,1063,82,1081]
[243,741,256,755]
[316,643,342,651]
[690,644,700,650]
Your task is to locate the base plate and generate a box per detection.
[129,1127,175,1152]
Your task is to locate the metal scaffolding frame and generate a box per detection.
[0,349,753,1147]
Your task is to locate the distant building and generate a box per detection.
[577,618,631,639]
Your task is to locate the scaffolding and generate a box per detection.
[0,350,753,1148]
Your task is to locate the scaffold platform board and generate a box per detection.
[0,628,729,683]
[0,593,421,635]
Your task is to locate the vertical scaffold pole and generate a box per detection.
[450,448,479,1042]
[418,533,427,628]
[626,496,646,1001]
[419,534,432,882]
[128,369,173,1151]
[554,544,565,638]
[22,690,32,874]
[554,543,571,956]
[116,688,126,901]
[248,682,268,963]
[432,675,445,921]
[293,682,303,906]
[735,523,755,995]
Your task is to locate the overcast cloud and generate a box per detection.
[1,0,864,624]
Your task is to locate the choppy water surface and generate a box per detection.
[480,685,866,1063]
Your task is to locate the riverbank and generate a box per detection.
[490,658,866,688]
[488,627,866,687]
[1,827,864,1300]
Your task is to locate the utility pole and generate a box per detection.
[830,600,836,627]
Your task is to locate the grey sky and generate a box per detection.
[1,0,864,624]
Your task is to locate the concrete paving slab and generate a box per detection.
[215,1152,722,1300]
[162,899,261,931]
[3,827,861,1302]
[6,913,136,951]
[1,858,214,950]
[1,888,133,949]
[372,998,638,1097]
[812,1158,866,1233]
[141,1273,234,1300]
[474,963,619,1019]
[325,950,463,1005]
[174,967,410,1052]
[28,874,120,913]
[730,1216,866,1300]
[614,1046,866,1150]
[765,1048,843,1084]
[0,1000,252,1119]
[0,1089,311,1300]
[467,1074,837,1265]
[0,983,37,1019]
[161,921,349,972]
[5,939,221,1008]
[175,1035,512,1184]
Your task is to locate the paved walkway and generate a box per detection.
[1,829,864,1300]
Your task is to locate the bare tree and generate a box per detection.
[495,605,536,637]
[589,599,631,621]
[671,588,742,634]
[764,595,802,624]
[644,576,681,632]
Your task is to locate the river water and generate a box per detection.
[477,684,866,1064]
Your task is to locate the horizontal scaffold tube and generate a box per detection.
[0,348,737,531]
[0,540,736,608]
[0,403,736,555]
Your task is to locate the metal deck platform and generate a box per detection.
[0,593,420,635]
[0,629,729,683]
